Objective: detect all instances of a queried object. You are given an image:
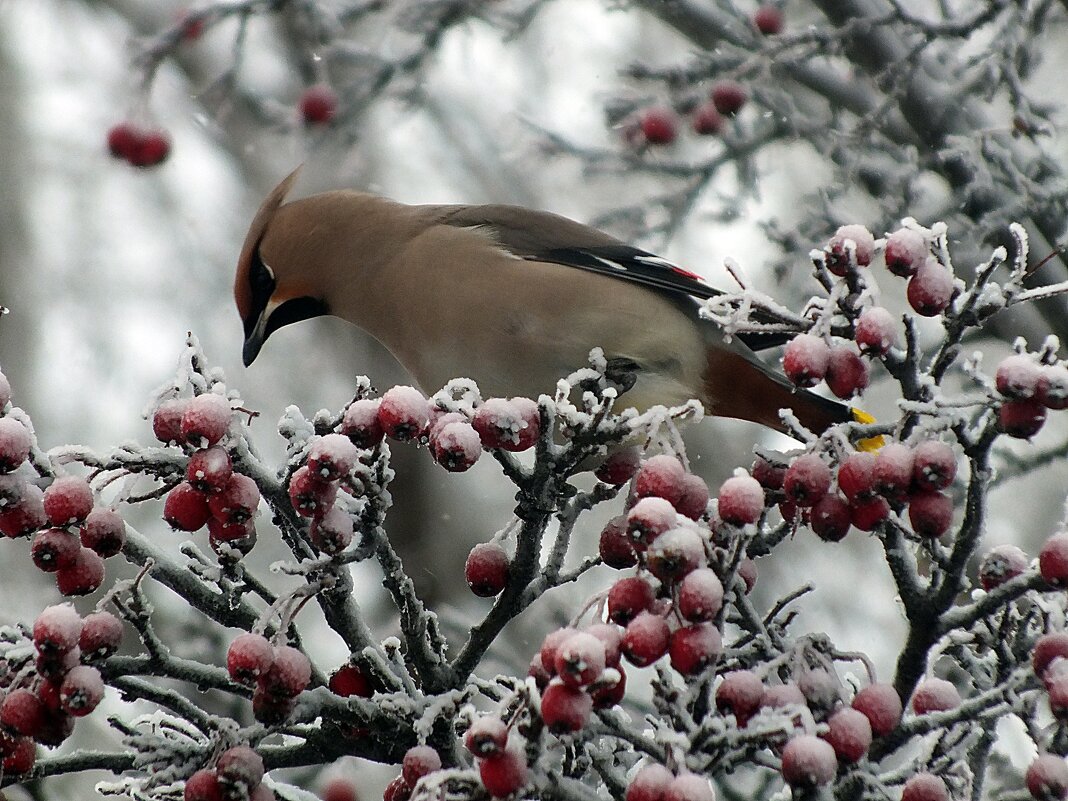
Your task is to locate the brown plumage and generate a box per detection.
[235,168,851,435]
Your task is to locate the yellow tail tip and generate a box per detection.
[850,408,885,451]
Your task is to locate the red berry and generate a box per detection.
[669,623,722,676]
[752,5,783,35]
[0,418,30,474]
[851,683,902,737]
[44,476,93,527]
[996,354,1042,399]
[907,258,954,316]
[826,224,875,274]
[691,102,724,135]
[621,611,670,668]
[884,228,928,277]
[855,307,898,356]
[1040,533,1068,585]
[595,447,641,485]
[1,689,44,737]
[31,527,81,572]
[1033,633,1068,678]
[107,122,142,160]
[677,567,724,622]
[79,611,123,659]
[153,398,188,444]
[837,452,877,501]
[635,455,686,506]
[626,764,673,801]
[59,665,104,716]
[850,496,890,532]
[228,633,275,685]
[259,645,311,698]
[910,677,961,713]
[715,670,763,725]
[216,745,265,795]
[340,398,384,448]
[55,547,105,596]
[585,623,623,668]
[783,454,832,506]
[590,664,627,708]
[663,774,715,801]
[1027,754,1068,801]
[599,515,637,569]
[608,577,656,625]
[627,497,677,546]
[80,508,126,557]
[320,778,358,801]
[464,716,508,757]
[0,482,45,537]
[540,679,592,733]
[762,682,805,709]
[737,557,758,593]
[2,735,35,775]
[181,393,231,448]
[185,768,225,801]
[998,399,1047,438]
[710,80,747,115]
[288,465,337,518]
[308,433,360,481]
[646,526,705,583]
[187,447,233,494]
[911,440,955,491]
[472,398,539,452]
[825,346,869,399]
[402,744,441,786]
[208,473,260,525]
[378,386,430,442]
[900,775,950,801]
[675,473,710,521]
[250,689,293,728]
[309,506,354,555]
[783,334,830,388]
[300,84,339,125]
[430,420,482,471]
[465,541,510,597]
[555,632,607,688]
[479,744,528,797]
[908,490,953,538]
[539,627,578,677]
[810,493,852,542]
[34,706,74,746]
[752,455,786,490]
[781,735,837,788]
[1037,365,1068,410]
[717,474,765,525]
[130,129,171,168]
[329,663,373,698]
[165,482,212,531]
[978,544,1028,591]
[822,707,872,763]
[639,107,678,145]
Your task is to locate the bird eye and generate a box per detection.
[249,254,276,302]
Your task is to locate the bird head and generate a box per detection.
[234,166,328,366]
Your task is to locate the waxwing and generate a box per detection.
[235,168,860,435]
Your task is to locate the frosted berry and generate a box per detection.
[599,515,637,568]
[855,307,897,356]
[1027,754,1068,801]
[646,526,705,583]
[850,495,890,532]
[0,418,30,473]
[676,473,710,521]
[329,663,373,698]
[56,546,105,595]
[978,544,1028,591]
[181,394,231,448]
[669,622,722,676]
[908,490,953,538]
[911,441,955,491]
[228,633,275,684]
[638,107,678,146]
[540,679,592,733]
[2,735,35,775]
[907,258,954,316]
[608,577,656,625]
[753,5,783,35]
[1037,365,1068,410]
[1,689,44,737]
[305,434,359,482]
[595,447,641,485]
[378,386,429,441]
[539,627,578,676]
[911,677,961,713]
[784,454,832,506]
[207,515,255,544]
[762,682,805,709]
[998,399,1047,438]
[208,473,260,525]
[635,455,686,506]
[825,346,869,399]
[465,541,510,597]
[798,668,841,713]
[152,398,188,444]
[752,455,786,490]
[80,507,126,557]
[288,466,337,518]
[837,452,877,501]
[465,716,509,757]
[472,399,523,451]
[186,447,233,494]
[851,682,902,736]
[715,670,763,726]
[822,707,872,763]
[691,102,724,136]
[678,567,724,622]
[781,735,837,787]
[783,334,830,388]
[0,491,41,538]
[320,778,358,801]
[1041,533,1068,586]
[555,632,607,688]
[36,647,80,682]
[884,228,928,277]
[627,497,677,546]
[826,224,875,274]
[710,80,747,115]
[865,447,908,502]
[1033,633,1068,678]
[737,558,758,592]
[810,493,851,542]
[300,84,338,125]
[43,476,93,527]
[79,611,123,659]
[309,506,354,554]
[479,744,528,797]
[340,398,384,448]
[585,623,623,668]
[31,527,80,572]
[621,611,670,668]
[626,764,673,801]
[165,482,212,531]
[717,474,764,525]
[217,745,265,794]
[590,665,626,709]
[663,774,716,801]
[431,420,482,471]
[184,768,224,801]
[996,354,1042,399]
[259,645,311,698]
[402,744,441,786]
[59,665,104,716]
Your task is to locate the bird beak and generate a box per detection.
[242,303,273,367]
[241,295,329,367]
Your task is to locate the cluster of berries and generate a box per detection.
[155,393,265,556]
[465,716,528,798]
[183,744,275,801]
[224,633,312,725]
[992,351,1068,439]
[0,605,122,774]
[0,371,124,595]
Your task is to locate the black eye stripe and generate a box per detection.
[250,251,275,305]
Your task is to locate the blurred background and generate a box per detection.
[2,0,1068,796]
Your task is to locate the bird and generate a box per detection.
[235,168,865,437]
